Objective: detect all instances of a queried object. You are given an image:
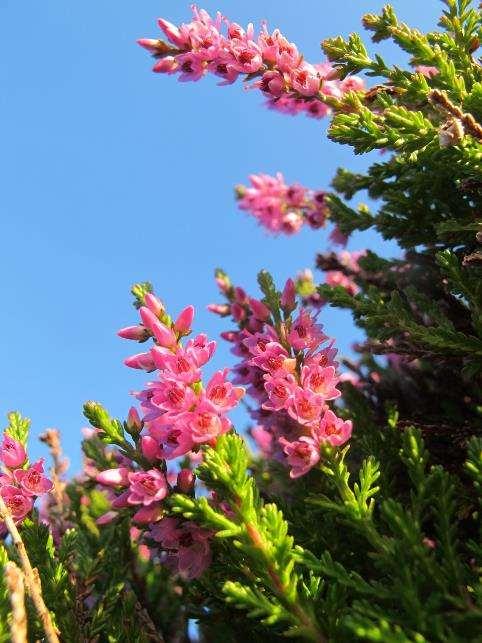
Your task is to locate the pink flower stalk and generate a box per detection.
[139,7,364,120]
[0,431,53,530]
[210,273,352,478]
[236,172,329,235]
[120,294,243,462]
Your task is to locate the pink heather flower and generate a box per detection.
[290,63,321,97]
[258,70,285,96]
[174,305,195,335]
[1,485,33,521]
[279,437,319,478]
[317,409,352,447]
[150,518,212,580]
[153,426,194,460]
[117,325,150,341]
[301,365,341,401]
[0,436,27,469]
[325,271,359,296]
[13,460,53,496]
[287,388,324,426]
[176,52,207,82]
[151,347,201,384]
[133,504,163,524]
[96,467,129,488]
[127,470,168,506]
[150,378,197,413]
[287,310,327,351]
[186,333,216,366]
[206,370,244,412]
[281,211,304,234]
[329,226,349,247]
[229,41,263,74]
[140,307,177,348]
[187,403,230,443]
[124,352,156,372]
[250,343,291,373]
[263,373,297,411]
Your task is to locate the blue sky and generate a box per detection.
[1,0,442,469]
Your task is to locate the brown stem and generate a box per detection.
[5,561,28,643]
[0,496,60,643]
[428,89,482,140]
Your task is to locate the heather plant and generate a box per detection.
[1,2,481,641]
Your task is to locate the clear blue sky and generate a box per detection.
[1,0,442,469]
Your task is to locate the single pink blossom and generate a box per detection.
[279,437,319,478]
[316,409,352,447]
[206,369,244,411]
[127,470,168,506]
[287,310,327,351]
[13,460,53,496]
[1,485,33,521]
[287,388,324,426]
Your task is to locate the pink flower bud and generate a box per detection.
[153,56,179,74]
[144,293,164,317]
[124,352,156,372]
[249,298,271,321]
[141,435,160,462]
[174,305,195,335]
[157,18,185,47]
[136,38,164,53]
[96,467,129,488]
[207,303,231,316]
[117,325,149,341]
[96,511,119,525]
[140,307,177,348]
[177,469,195,494]
[126,407,142,434]
[0,435,27,469]
[281,278,296,312]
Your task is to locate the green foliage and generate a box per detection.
[2,3,481,642]
[4,411,30,447]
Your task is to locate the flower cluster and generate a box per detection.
[324,250,366,296]
[120,293,244,458]
[236,173,330,235]
[138,6,364,119]
[209,272,352,478]
[0,433,53,533]
[91,289,244,579]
